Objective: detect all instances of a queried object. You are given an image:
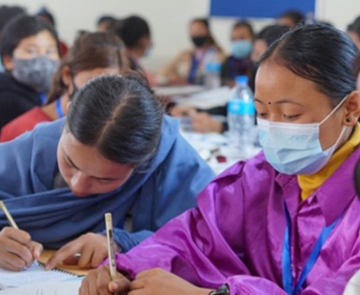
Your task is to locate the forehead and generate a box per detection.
[16,30,57,48]
[190,22,208,34]
[59,131,131,178]
[232,26,252,38]
[255,61,332,107]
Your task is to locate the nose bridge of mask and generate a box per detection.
[319,95,349,126]
[258,118,320,149]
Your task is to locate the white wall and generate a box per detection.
[1,0,360,71]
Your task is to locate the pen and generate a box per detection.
[105,213,118,281]
[0,201,19,229]
[0,200,41,265]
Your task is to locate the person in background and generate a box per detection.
[278,10,305,28]
[97,15,117,33]
[112,15,156,85]
[36,6,68,57]
[81,24,360,295]
[0,5,26,72]
[0,15,60,130]
[347,16,360,51]
[1,32,126,142]
[221,21,254,87]
[251,25,291,64]
[113,16,151,71]
[158,18,225,85]
[171,25,290,134]
[0,74,215,272]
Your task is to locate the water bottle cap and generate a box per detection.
[206,62,221,73]
[236,75,248,85]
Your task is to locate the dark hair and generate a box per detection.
[256,25,291,46]
[279,10,305,26]
[233,21,254,39]
[97,15,116,26]
[0,14,60,62]
[0,5,26,34]
[259,24,358,103]
[114,16,150,49]
[190,18,222,51]
[66,74,164,167]
[37,7,56,27]
[47,32,126,104]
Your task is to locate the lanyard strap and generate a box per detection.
[39,93,47,105]
[56,99,64,118]
[187,51,207,83]
[282,203,341,294]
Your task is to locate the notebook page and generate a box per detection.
[0,261,75,288]
[0,280,82,295]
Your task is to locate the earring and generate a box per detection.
[346,118,351,123]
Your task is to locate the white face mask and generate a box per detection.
[258,96,349,175]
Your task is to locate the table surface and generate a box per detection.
[181,130,261,175]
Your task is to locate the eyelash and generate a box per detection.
[283,114,300,119]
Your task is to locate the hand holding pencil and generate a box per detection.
[79,212,130,295]
[0,201,43,271]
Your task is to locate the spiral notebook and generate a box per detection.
[0,261,76,289]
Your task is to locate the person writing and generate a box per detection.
[81,24,360,295]
[0,74,215,271]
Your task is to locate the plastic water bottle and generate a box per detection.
[227,76,256,151]
[204,62,221,89]
[203,49,221,88]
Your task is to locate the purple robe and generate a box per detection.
[112,147,360,294]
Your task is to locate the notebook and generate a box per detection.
[0,261,76,289]
[39,250,89,277]
[0,280,82,295]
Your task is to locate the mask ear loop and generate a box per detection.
[319,95,349,126]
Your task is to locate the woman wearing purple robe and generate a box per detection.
[80,24,360,295]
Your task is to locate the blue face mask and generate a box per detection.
[258,96,348,175]
[231,40,253,59]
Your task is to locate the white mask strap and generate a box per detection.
[320,95,349,125]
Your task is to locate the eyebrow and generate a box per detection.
[64,152,122,181]
[255,98,303,106]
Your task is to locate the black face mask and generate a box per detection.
[191,36,208,48]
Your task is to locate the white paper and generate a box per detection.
[0,280,82,295]
[0,262,75,288]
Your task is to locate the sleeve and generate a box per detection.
[99,228,153,253]
[0,131,35,196]
[113,164,251,289]
[223,250,360,295]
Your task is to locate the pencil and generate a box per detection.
[105,213,117,280]
[0,201,19,229]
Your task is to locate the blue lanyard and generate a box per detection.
[56,99,64,118]
[187,52,207,84]
[39,93,47,105]
[282,203,341,294]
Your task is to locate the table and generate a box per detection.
[181,130,261,175]
[154,86,232,110]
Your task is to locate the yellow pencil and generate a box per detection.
[0,201,19,229]
[105,213,117,280]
